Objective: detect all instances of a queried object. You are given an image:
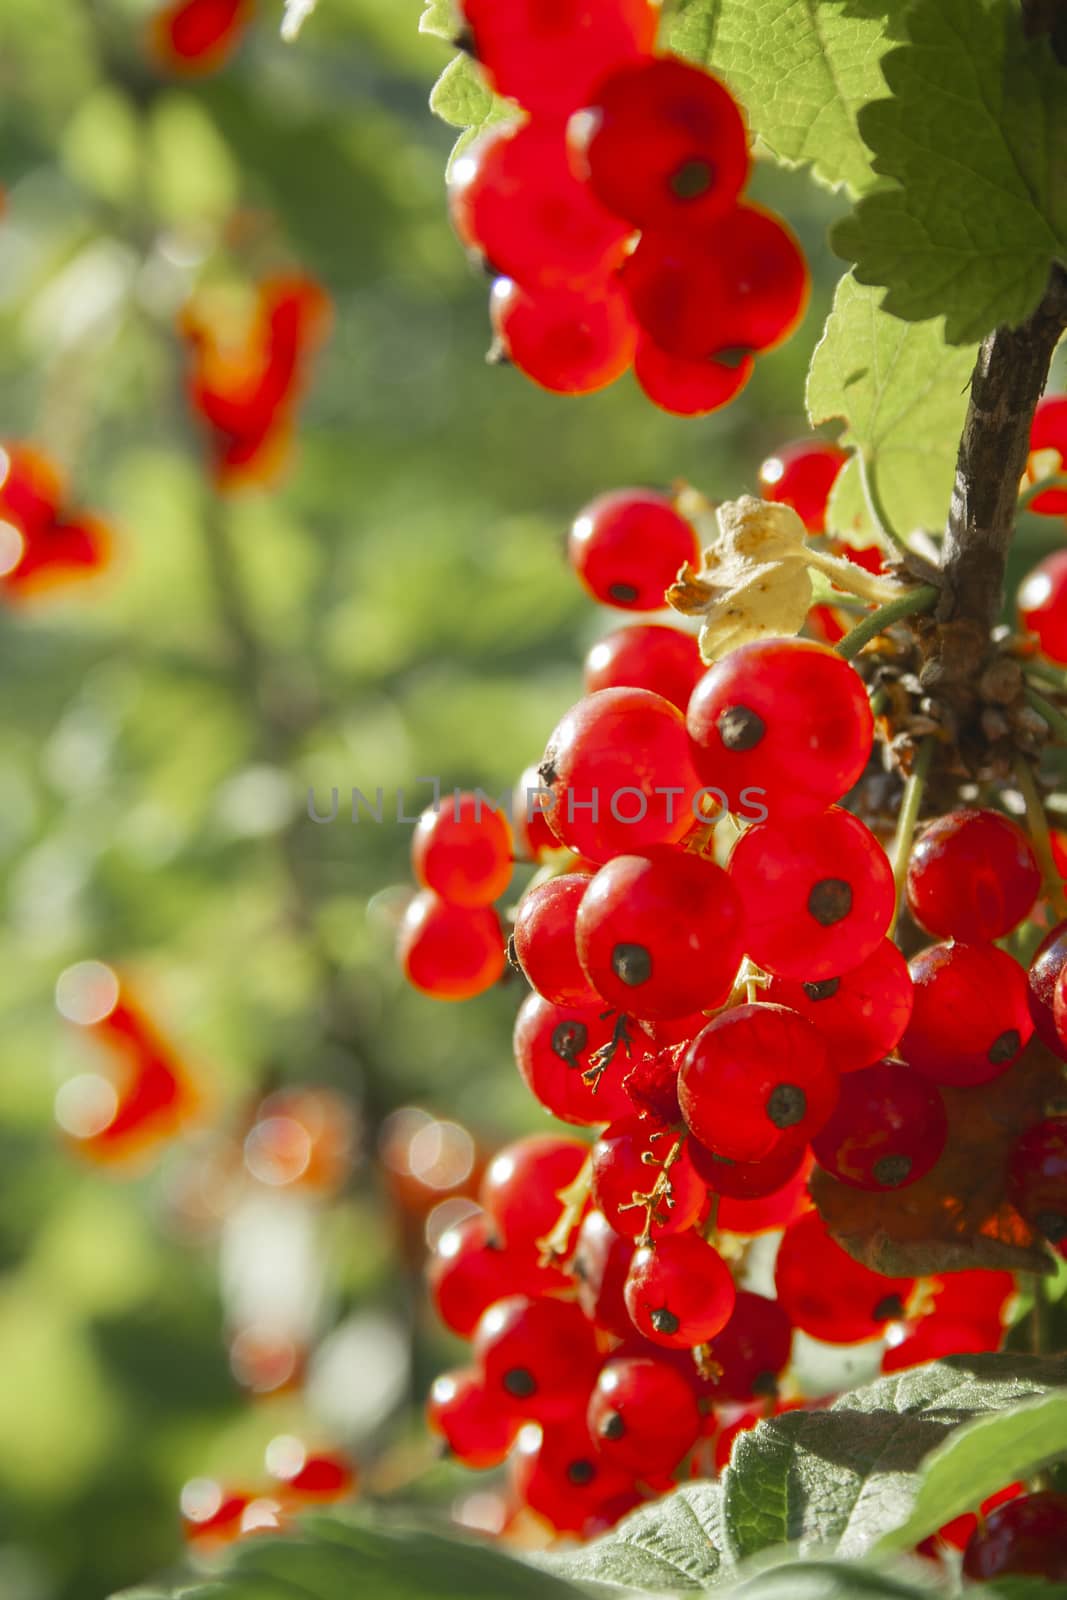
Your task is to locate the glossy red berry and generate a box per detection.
[479,1133,590,1255]
[427,1368,520,1468]
[510,1418,639,1535]
[633,338,754,415]
[688,1131,807,1200]
[398,891,506,1000]
[429,1211,562,1336]
[591,1116,705,1239]
[1027,920,1067,1062]
[587,1355,702,1476]
[271,1449,357,1502]
[1019,548,1067,664]
[576,848,746,1018]
[758,440,848,535]
[703,1290,793,1401]
[715,1149,813,1235]
[882,1314,1003,1373]
[764,938,913,1075]
[811,1060,947,1190]
[513,992,634,1125]
[687,638,873,818]
[961,1491,1067,1581]
[1025,394,1067,515]
[901,942,1033,1086]
[570,56,749,232]
[623,1229,736,1348]
[728,807,895,981]
[584,623,704,711]
[148,0,251,75]
[540,688,701,863]
[569,489,699,612]
[929,1269,1016,1341]
[1006,1117,1067,1245]
[905,808,1040,942]
[513,763,561,860]
[679,1003,838,1163]
[489,275,637,395]
[473,1295,601,1423]
[411,791,513,907]
[513,873,598,1006]
[774,1210,914,1345]
[572,1209,635,1337]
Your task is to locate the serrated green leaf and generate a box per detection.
[670,0,907,196]
[427,54,516,172]
[832,0,1067,343]
[879,1391,1067,1554]
[546,1482,735,1592]
[420,0,458,42]
[807,273,977,540]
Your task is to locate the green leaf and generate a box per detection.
[670,0,907,196]
[880,1390,1067,1553]
[806,272,977,540]
[542,1481,735,1592]
[832,0,1067,343]
[427,54,515,171]
[419,0,458,42]
[724,1560,952,1600]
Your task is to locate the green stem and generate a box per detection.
[857,449,912,553]
[1018,474,1067,513]
[835,584,939,662]
[869,687,890,718]
[1026,685,1067,746]
[1030,1271,1050,1357]
[1026,658,1067,694]
[890,737,935,936]
[1013,753,1067,921]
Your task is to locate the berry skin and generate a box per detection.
[449,121,630,289]
[929,1269,1016,1342]
[623,1229,736,1348]
[1027,919,1067,1062]
[774,1210,914,1345]
[703,1290,793,1401]
[585,623,705,711]
[513,873,599,1006]
[686,638,873,819]
[411,791,513,908]
[513,992,634,1125]
[510,1418,639,1535]
[572,1209,635,1337]
[764,938,914,1075]
[148,0,251,76]
[905,807,1040,942]
[633,338,754,416]
[569,489,699,612]
[460,0,657,120]
[570,56,749,232]
[1019,548,1067,664]
[575,849,746,1018]
[489,275,637,395]
[961,1491,1067,1582]
[591,1116,706,1239]
[716,1147,813,1235]
[901,942,1033,1087]
[479,1133,590,1254]
[728,807,895,981]
[398,891,506,1000]
[427,1367,520,1469]
[513,763,560,860]
[587,1355,702,1477]
[679,1003,838,1163]
[811,1060,947,1191]
[1006,1116,1067,1246]
[688,1131,807,1200]
[1025,393,1067,515]
[758,440,848,535]
[473,1295,601,1424]
[428,1211,563,1336]
[272,1450,357,1503]
[539,688,701,863]
[882,1314,1003,1374]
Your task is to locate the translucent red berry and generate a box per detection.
[572,1209,635,1337]
[758,440,848,535]
[510,1418,639,1535]
[687,638,873,818]
[513,873,598,1006]
[774,1210,914,1345]
[473,1295,601,1423]
[411,791,513,907]
[513,762,560,860]
[623,1229,736,1347]
[585,623,704,711]
[811,1059,947,1190]
[716,1148,813,1235]
[427,1367,520,1468]
[398,891,506,1000]
[587,1354,702,1476]
[905,807,1040,942]
[569,489,699,611]
[1019,548,1067,664]
[1027,919,1067,1061]
[513,992,634,1125]
[764,938,913,1074]
[591,1116,705,1239]
[489,275,637,395]
[728,807,895,981]
[1025,393,1067,515]
[633,338,754,415]
[429,1211,562,1336]
[688,1131,807,1200]
[479,1133,590,1255]
[679,1003,838,1163]
[703,1290,793,1401]
[901,942,1033,1087]
[1006,1116,1067,1246]
[148,0,251,76]
[576,848,746,1018]
[961,1491,1067,1581]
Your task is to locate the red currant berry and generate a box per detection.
[811,1059,947,1190]
[427,1367,521,1469]
[149,0,251,76]
[460,0,657,120]
[411,791,513,908]
[450,121,630,289]
[728,807,895,981]
[576,848,746,1018]
[901,942,1032,1087]
[570,56,749,231]
[513,873,598,1006]
[905,808,1040,942]
[510,1418,639,1535]
[591,1117,705,1239]
[587,1355,702,1476]
[881,1314,1002,1373]
[569,489,699,612]
[585,623,704,711]
[1028,920,1067,1062]
[1019,548,1067,664]
[688,1132,807,1200]
[633,338,754,415]
[572,1209,635,1338]
[679,1003,838,1163]
[765,939,913,1075]
[489,274,637,395]
[479,1133,590,1254]
[623,1229,736,1347]
[1007,1116,1067,1246]
[398,891,506,1000]
[920,1484,1025,1556]
[429,1211,562,1336]
[181,1483,251,1546]
[1025,394,1067,515]
[758,440,848,535]
[271,1449,357,1502]
[623,1037,687,1122]
[474,1295,601,1423]
[703,1290,793,1401]
[539,688,701,863]
[929,1269,1016,1340]
[513,763,560,860]
[774,1210,914,1345]
[513,993,634,1125]
[961,1491,1067,1581]
[716,1149,813,1235]
[687,638,873,818]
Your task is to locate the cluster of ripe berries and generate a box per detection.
[147,0,254,77]
[0,441,111,602]
[397,447,1067,1545]
[180,1438,357,1553]
[449,0,808,410]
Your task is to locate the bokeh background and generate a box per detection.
[0,3,877,1596]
